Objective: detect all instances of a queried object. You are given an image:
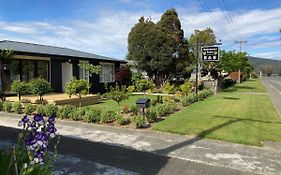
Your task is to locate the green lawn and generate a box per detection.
[94,94,157,112]
[153,79,281,146]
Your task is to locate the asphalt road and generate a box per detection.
[0,125,252,175]
[262,76,281,117]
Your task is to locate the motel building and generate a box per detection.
[0,40,126,95]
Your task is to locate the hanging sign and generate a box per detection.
[201,46,220,62]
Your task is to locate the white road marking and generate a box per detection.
[270,79,281,85]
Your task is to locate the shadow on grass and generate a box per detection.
[222,96,241,100]
[223,86,256,92]
[155,118,241,154]
[212,115,281,125]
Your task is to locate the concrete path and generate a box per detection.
[0,112,280,174]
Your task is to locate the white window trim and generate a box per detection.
[79,60,89,82]
[99,62,115,83]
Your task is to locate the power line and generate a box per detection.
[216,0,240,40]
[198,0,228,38]
[234,40,247,52]
[221,0,241,37]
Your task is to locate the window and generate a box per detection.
[99,63,115,83]
[79,60,89,82]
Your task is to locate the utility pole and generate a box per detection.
[234,40,247,83]
[195,38,199,95]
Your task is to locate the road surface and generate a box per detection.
[262,76,281,117]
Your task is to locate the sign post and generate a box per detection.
[201,46,220,62]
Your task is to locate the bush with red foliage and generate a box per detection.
[115,66,132,85]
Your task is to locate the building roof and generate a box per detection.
[0,40,126,63]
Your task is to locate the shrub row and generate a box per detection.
[181,89,214,107]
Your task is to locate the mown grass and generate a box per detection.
[153,79,281,146]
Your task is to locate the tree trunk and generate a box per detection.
[79,94,82,108]
[0,60,3,101]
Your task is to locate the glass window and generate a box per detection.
[37,61,48,80]
[22,60,35,82]
[100,63,115,83]
[79,61,89,82]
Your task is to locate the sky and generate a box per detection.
[0,0,280,60]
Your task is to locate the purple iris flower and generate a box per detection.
[18,115,29,127]
[34,132,43,141]
[34,114,44,125]
[48,115,55,124]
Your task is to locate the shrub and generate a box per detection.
[3,101,12,112]
[36,105,45,115]
[130,105,138,114]
[131,72,143,86]
[106,85,129,114]
[181,93,198,107]
[84,107,102,123]
[12,101,22,114]
[43,104,58,117]
[11,80,30,100]
[174,91,184,102]
[115,65,132,86]
[24,103,34,115]
[122,105,130,114]
[69,108,81,121]
[58,105,75,119]
[162,82,177,94]
[146,109,157,123]
[221,78,235,89]
[127,85,135,93]
[180,81,192,96]
[135,79,155,92]
[115,114,130,125]
[0,101,3,111]
[132,114,146,128]
[151,95,163,106]
[100,111,116,124]
[30,78,52,102]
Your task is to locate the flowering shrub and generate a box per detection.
[0,114,59,174]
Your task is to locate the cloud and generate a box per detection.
[0,6,280,60]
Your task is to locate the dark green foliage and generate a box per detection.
[12,101,22,114]
[84,107,102,123]
[100,111,116,124]
[3,101,12,112]
[43,104,58,117]
[30,78,52,101]
[221,78,236,89]
[11,80,30,100]
[24,103,35,115]
[127,9,190,85]
[58,105,75,119]
[132,114,146,128]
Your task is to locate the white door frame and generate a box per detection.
[61,62,73,92]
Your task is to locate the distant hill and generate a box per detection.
[247,56,281,74]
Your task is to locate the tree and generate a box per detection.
[115,65,132,86]
[30,78,52,103]
[127,9,190,85]
[65,77,91,107]
[78,63,101,76]
[0,49,13,100]
[106,85,129,114]
[259,65,273,76]
[11,80,30,100]
[188,28,218,78]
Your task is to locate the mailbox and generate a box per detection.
[136,98,151,109]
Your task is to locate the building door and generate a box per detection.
[61,62,73,92]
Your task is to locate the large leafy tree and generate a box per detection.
[188,28,218,78]
[127,9,190,85]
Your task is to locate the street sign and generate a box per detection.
[201,46,220,62]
